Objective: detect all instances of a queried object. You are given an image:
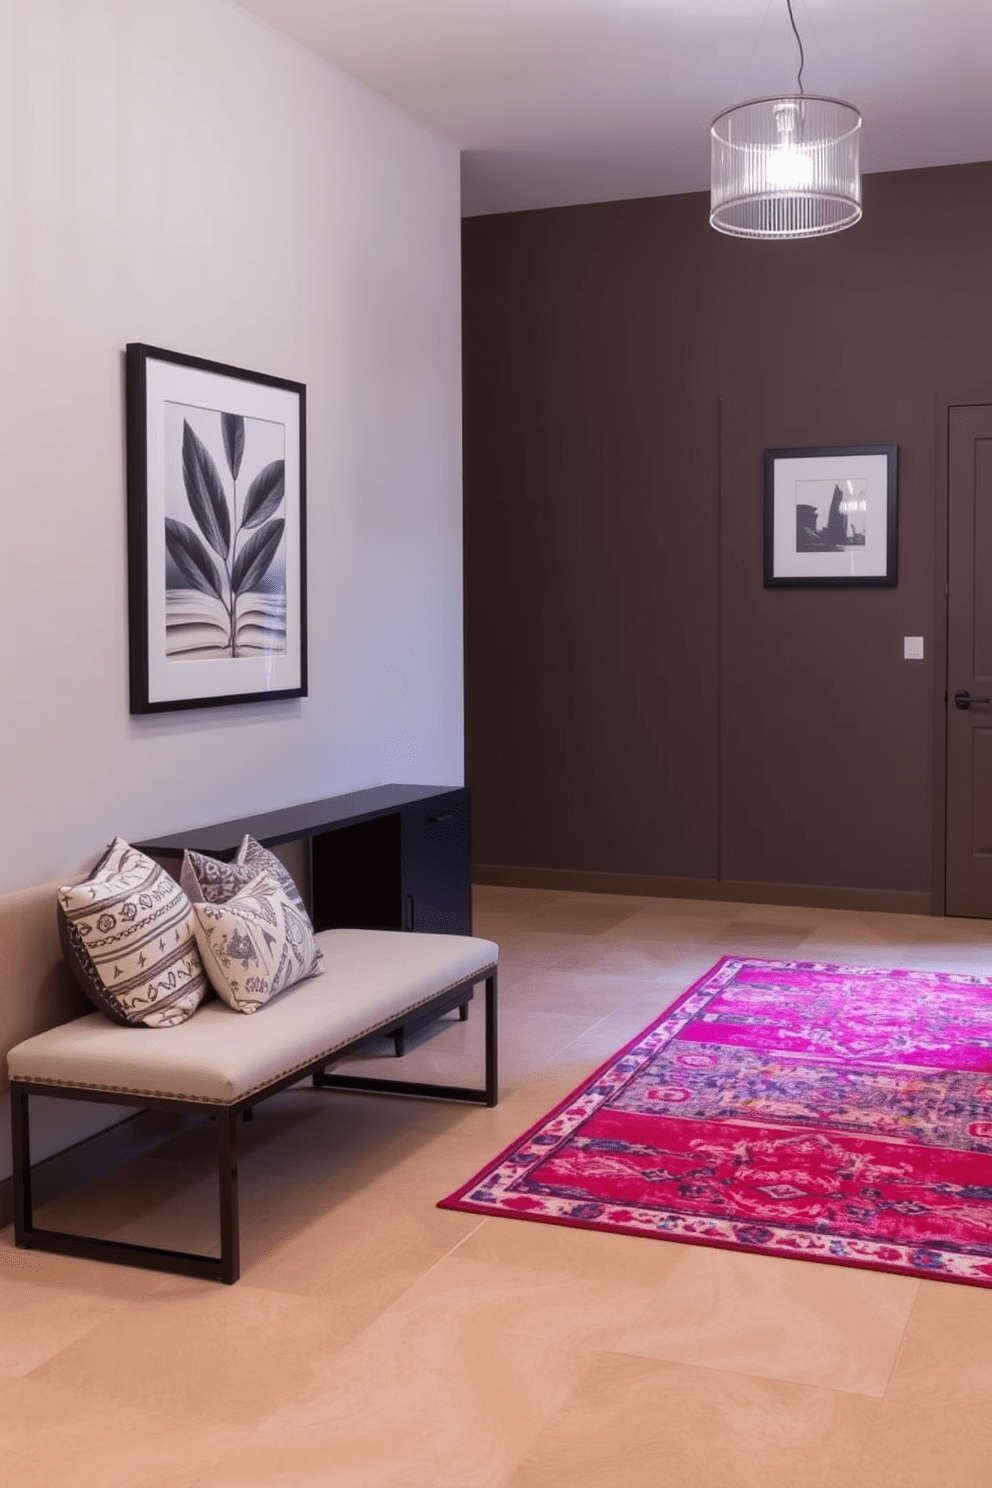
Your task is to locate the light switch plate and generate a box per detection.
[904,636,924,660]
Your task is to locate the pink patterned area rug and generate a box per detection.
[439,957,992,1286]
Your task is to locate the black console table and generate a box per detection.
[136,783,472,936]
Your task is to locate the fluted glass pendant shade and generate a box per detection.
[710,95,861,239]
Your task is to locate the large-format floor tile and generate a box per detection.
[473,887,649,934]
[0,1229,169,1300]
[171,1311,588,1488]
[613,1241,918,1396]
[495,966,671,1015]
[29,1285,354,1425]
[504,1351,880,1488]
[242,1181,484,1323]
[29,1153,222,1251]
[847,1281,992,1486]
[591,909,739,942]
[0,1374,247,1488]
[455,1208,687,1286]
[483,931,594,976]
[0,1272,133,1377]
[356,1246,686,1357]
[893,944,992,974]
[706,919,817,953]
[553,935,722,979]
[475,894,647,938]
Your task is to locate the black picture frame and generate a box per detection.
[126,343,307,712]
[763,444,899,588]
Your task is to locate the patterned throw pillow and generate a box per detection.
[235,836,308,917]
[180,849,258,906]
[234,835,322,973]
[191,871,320,1014]
[57,839,209,1027]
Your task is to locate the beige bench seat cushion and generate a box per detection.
[6,929,497,1106]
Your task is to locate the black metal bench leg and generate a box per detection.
[484,972,499,1107]
[458,1002,469,1022]
[216,1107,240,1284]
[313,968,498,1106]
[11,1087,34,1248]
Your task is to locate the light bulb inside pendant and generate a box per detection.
[765,101,814,190]
[765,146,814,191]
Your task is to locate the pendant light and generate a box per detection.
[710,0,861,240]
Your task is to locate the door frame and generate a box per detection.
[932,388,992,916]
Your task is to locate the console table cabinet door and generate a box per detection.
[400,793,472,935]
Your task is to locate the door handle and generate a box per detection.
[954,689,992,709]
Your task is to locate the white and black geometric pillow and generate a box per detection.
[191,871,320,1014]
[180,849,258,906]
[234,836,308,917]
[57,839,209,1027]
[234,835,322,974]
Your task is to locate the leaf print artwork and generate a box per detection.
[163,402,287,660]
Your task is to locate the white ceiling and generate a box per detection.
[233,0,992,216]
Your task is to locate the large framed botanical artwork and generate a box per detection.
[126,343,307,712]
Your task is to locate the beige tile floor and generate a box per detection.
[4,885,992,1486]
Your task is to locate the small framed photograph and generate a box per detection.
[764,444,898,588]
[126,343,307,712]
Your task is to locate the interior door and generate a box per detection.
[946,403,992,915]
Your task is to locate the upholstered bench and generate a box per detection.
[8,926,498,1284]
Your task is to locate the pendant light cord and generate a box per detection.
[785,0,805,93]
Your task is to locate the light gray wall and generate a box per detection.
[0,0,464,895]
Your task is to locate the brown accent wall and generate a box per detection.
[463,161,992,908]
